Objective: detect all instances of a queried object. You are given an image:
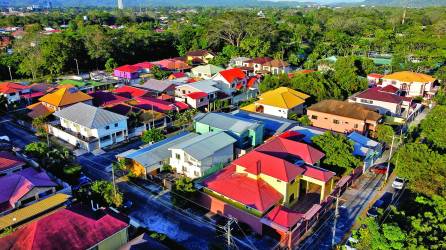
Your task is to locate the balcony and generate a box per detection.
[49,123,98,143]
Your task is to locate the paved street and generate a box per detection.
[0,115,38,148]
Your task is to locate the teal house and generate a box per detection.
[194,112,264,148]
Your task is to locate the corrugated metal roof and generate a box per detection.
[53,103,128,129]
[194,112,262,134]
[118,132,197,168]
[170,131,236,161]
[189,80,221,94]
[0,193,70,230]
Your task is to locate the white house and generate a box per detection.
[381,71,436,98]
[49,103,128,152]
[348,86,412,117]
[212,68,247,96]
[0,82,30,103]
[169,131,236,179]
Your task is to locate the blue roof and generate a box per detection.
[347,132,380,149]
[231,110,297,136]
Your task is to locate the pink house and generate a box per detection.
[113,65,141,80]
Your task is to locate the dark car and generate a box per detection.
[367,192,394,218]
[369,164,388,175]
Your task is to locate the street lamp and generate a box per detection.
[74,58,80,75]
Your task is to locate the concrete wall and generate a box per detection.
[197,192,264,235]
[307,110,367,134]
[97,227,128,250]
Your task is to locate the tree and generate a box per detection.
[352,217,407,250]
[141,128,166,144]
[171,176,197,207]
[392,143,446,198]
[376,124,395,146]
[104,58,118,73]
[312,132,360,175]
[25,142,49,158]
[32,116,47,136]
[419,105,446,151]
[0,95,8,114]
[90,180,123,208]
[150,65,170,80]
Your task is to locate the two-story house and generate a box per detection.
[212,68,247,96]
[27,87,93,119]
[307,100,382,134]
[348,86,412,117]
[49,103,128,152]
[191,64,224,79]
[241,87,309,118]
[202,132,334,232]
[0,82,30,104]
[194,112,264,149]
[113,65,141,83]
[175,80,223,110]
[185,50,215,64]
[169,131,237,179]
[381,71,436,98]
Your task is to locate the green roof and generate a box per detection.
[59,79,108,88]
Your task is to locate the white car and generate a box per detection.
[345,236,358,250]
[392,177,405,190]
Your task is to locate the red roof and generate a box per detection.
[0,82,29,94]
[170,72,186,78]
[186,92,208,100]
[203,165,282,212]
[303,166,335,182]
[90,91,130,107]
[247,77,258,88]
[113,86,148,99]
[256,137,325,166]
[0,151,25,172]
[0,206,128,250]
[356,87,404,104]
[21,91,45,99]
[218,68,246,83]
[235,83,244,90]
[187,78,198,83]
[114,65,141,73]
[152,59,191,71]
[133,61,154,69]
[380,85,399,94]
[233,150,305,182]
[246,57,273,65]
[368,73,384,79]
[133,96,175,112]
[174,101,189,110]
[264,206,303,229]
[231,134,326,182]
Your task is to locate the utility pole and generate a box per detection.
[331,189,343,248]
[224,217,237,249]
[7,66,12,80]
[385,134,395,182]
[111,163,117,196]
[74,58,80,75]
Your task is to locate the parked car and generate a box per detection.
[345,236,359,250]
[392,177,405,190]
[367,192,394,218]
[369,164,387,175]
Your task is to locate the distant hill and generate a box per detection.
[358,0,446,7]
[6,0,312,8]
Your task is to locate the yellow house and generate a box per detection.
[203,133,335,217]
[185,50,215,64]
[242,87,310,118]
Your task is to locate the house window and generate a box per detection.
[311,115,318,120]
[354,124,359,128]
[182,90,186,94]
[105,125,110,130]
[276,179,281,183]
[199,98,204,102]
[114,123,118,127]
[176,154,181,160]
[194,171,200,176]
[290,179,296,184]
[182,166,187,171]
[333,119,340,124]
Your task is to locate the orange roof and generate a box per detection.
[38,87,92,107]
[382,71,436,83]
[27,102,54,118]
